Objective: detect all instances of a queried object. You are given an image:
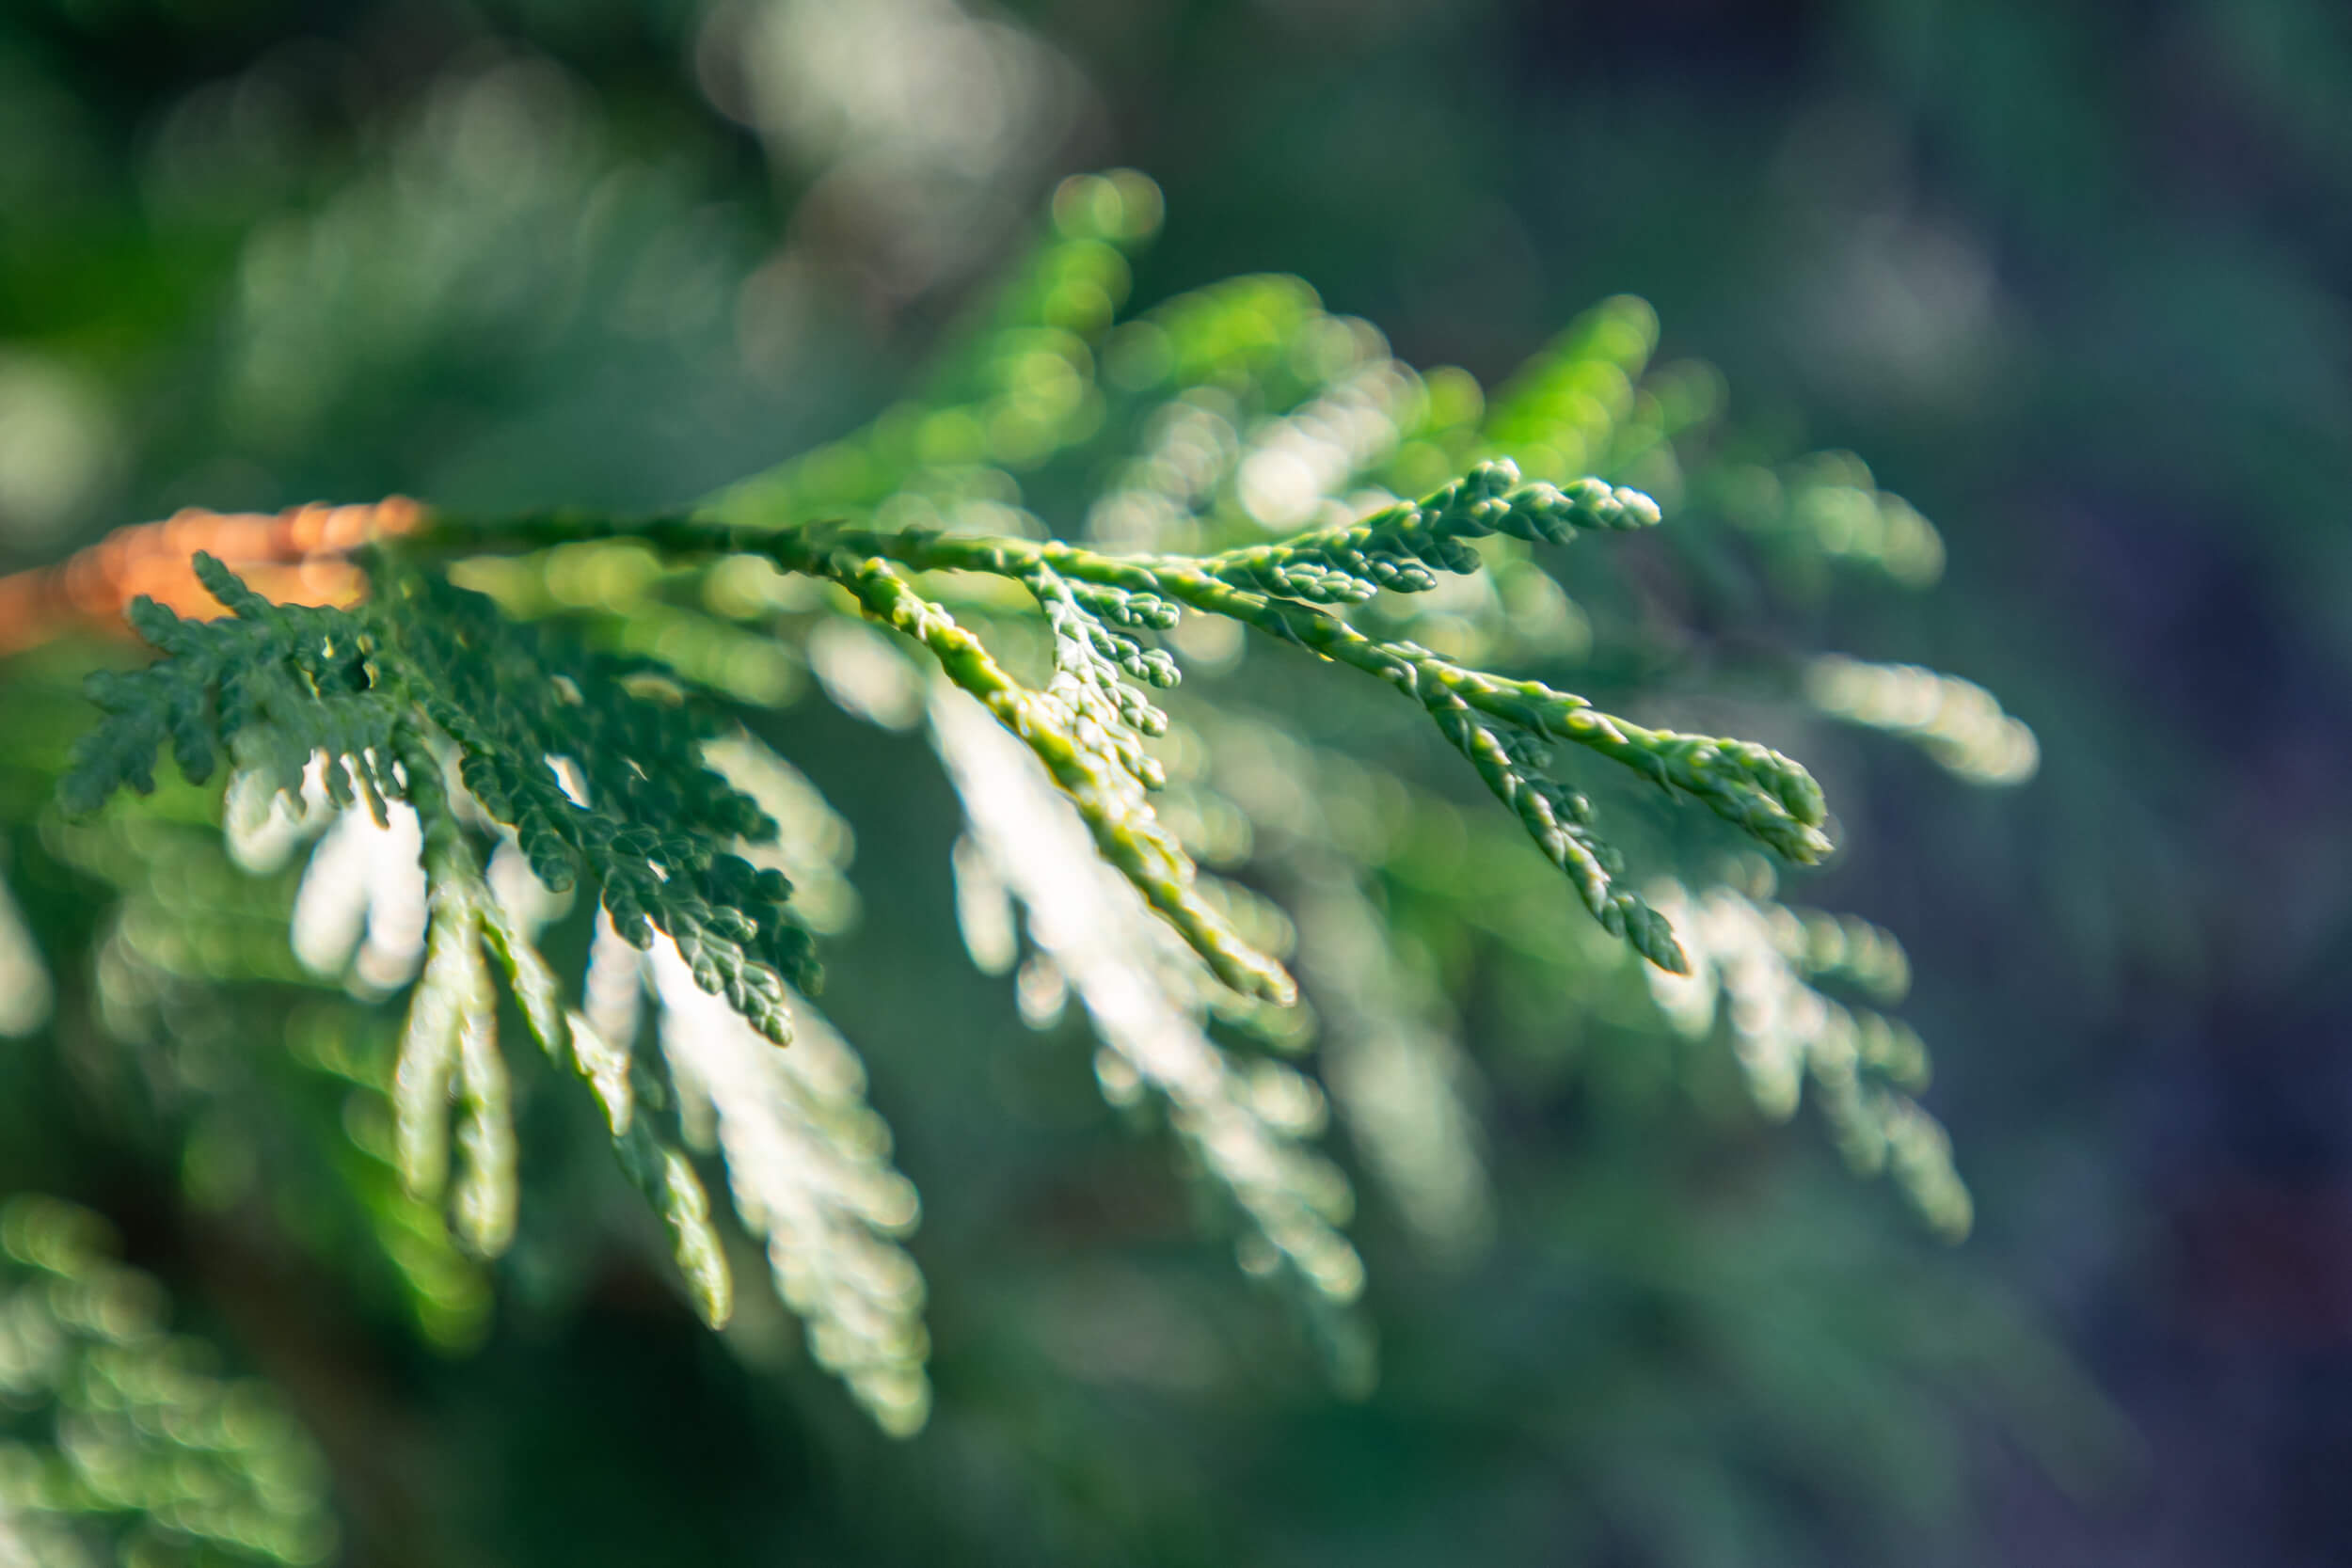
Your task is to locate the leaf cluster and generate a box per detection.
[63,555,816,1046]
[22,171,2031,1452]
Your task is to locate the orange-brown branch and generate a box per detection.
[0,498,424,657]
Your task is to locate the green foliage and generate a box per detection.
[8,0,2314,1552]
[935,689,1372,1372]
[424,458,1831,992]
[12,165,2031,1525]
[63,571,397,823]
[63,557,816,1046]
[1645,876,1969,1240]
[0,1197,333,1566]
[1195,463,1662,602]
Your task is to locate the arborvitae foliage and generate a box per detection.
[0,1197,333,1565]
[0,173,2036,1530]
[68,555,815,1044]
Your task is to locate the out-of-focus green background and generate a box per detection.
[2,0,2348,1563]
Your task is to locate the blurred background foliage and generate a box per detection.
[0,0,2347,1563]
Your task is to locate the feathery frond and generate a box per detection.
[62,556,816,1044]
[22,171,2034,1449]
[648,943,930,1437]
[1805,654,2039,785]
[933,685,1371,1382]
[1645,880,1971,1241]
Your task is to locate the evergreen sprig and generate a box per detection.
[1646,880,1971,1241]
[1197,459,1661,603]
[63,556,401,821]
[17,169,2028,1458]
[61,553,817,1045]
[412,459,1831,988]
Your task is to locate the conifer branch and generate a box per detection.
[1645,879,1970,1241]
[932,686,1371,1381]
[400,459,1833,983]
[61,552,818,1044]
[4,157,2029,1465]
[808,549,1296,1004]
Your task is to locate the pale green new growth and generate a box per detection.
[934,688,1370,1382]
[0,870,52,1039]
[1645,880,1971,1241]
[416,456,1831,988]
[1805,654,2039,786]
[1197,463,1662,602]
[648,949,930,1438]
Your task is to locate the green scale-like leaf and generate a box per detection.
[65,562,400,818]
[62,553,816,1044]
[373,570,814,1040]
